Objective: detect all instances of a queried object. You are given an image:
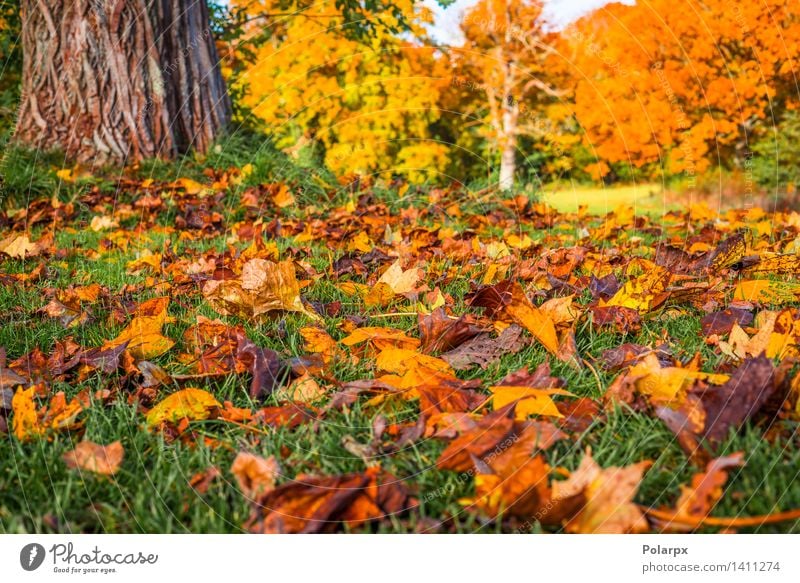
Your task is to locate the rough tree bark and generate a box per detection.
[14,0,230,165]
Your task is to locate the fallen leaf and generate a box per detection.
[656,453,744,531]
[203,259,320,321]
[146,388,222,427]
[734,279,800,305]
[102,296,175,360]
[231,452,281,499]
[247,468,416,533]
[555,451,651,534]
[63,441,124,475]
[603,263,671,313]
[12,386,42,441]
[440,324,527,370]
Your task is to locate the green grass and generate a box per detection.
[0,166,798,534]
[541,182,671,215]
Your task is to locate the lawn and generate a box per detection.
[541,182,670,215]
[0,170,798,534]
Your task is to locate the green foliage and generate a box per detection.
[0,0,21,137]
[751,111,800,192]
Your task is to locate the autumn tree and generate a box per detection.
[10,0,420,166]
[234,0,450,184]
[451,0,565,190]
[567,0,800,183]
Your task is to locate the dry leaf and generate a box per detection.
[203,259,320,321]
[231,452,280,499]
[63,441,124,475]
[146,388,222,427]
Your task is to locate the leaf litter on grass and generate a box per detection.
[1,175,799,533]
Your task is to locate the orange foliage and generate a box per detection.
[568,0,800,180]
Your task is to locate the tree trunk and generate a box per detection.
[14,0,230,166]
[499,137,516,191]
[498,99,519,191]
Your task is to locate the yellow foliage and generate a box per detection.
[233,1,448,182]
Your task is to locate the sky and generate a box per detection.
[423,0,634,45]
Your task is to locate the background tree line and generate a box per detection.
[1,0,800,195]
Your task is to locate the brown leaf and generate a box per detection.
[63,440,124,475]
[653,244,700,274]
[202,258,320,321]
[699,355,778,443]
[188,466,221,494]
[231,452,281,499]
[590,305,642,334]
[418,308,483,354]
[416,383,486,415]
[234,329,290,399]
[700,308,753,336]
[461,455,552,520]
[496,362,564,389]
[468,280,514,317]
[656,453,744,531]
[436,406,517,472]
[600,343,672,371]
[248,468,416,533]
[440,324,527,370]
[555,452,652,534]
[436,404,563,472]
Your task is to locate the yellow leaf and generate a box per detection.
[490,386,574,418]
[277,373,326,404]
[376,348,453,376]
[89,215,119,232]
[272,184,296,208]
[102,296,175,360]
[627,353,729,402]
[377,260,420,294]
[12,387,42,441]
[742,253,800,276]
[504,283,559,354]
[347,231,373,253]
[485,241,510,259]
[342,327,420,351]
[605,265,671,313]
[364,282,396,307]
[734,280,800,305]
[175,177,206,195]
[0,234,38,259]
[506,233,533,250]
[300,326,340,359]
[146,388,221,427]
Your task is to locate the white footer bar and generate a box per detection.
[1,534,796,582]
